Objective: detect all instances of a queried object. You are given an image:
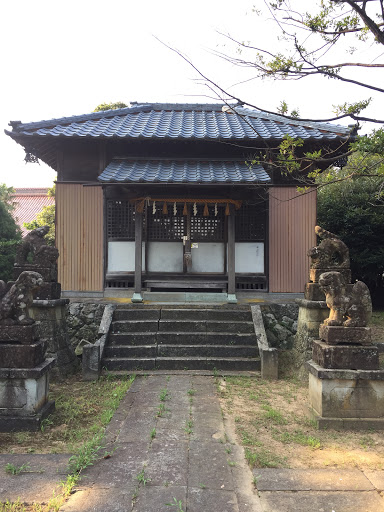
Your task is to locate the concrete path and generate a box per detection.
[1,375,384,511]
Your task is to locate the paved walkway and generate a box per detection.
[1,375,384,511]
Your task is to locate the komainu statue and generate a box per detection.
[319,271,372,327]
[0,271,43,325]
[308,226,350,270]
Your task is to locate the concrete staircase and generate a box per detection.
[102,306,260,372]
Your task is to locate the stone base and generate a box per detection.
[312,340,379,370]
[0,358,55,432]
[0,400,55,432]
[306,360,384,430]
[13,265,57,282]
[305,282,354,301]
[29,299,78,378]
[0,324,38,345]
[319,325,371,345]
[0,340,46,368]
[310,268,351,283]
[307,409,384,430]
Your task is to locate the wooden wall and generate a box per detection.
[269,187,317,293]
[56,184,103,292]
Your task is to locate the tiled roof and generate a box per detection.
[7,103,352,142]
[11,189,55,236]
[98,159,271,184]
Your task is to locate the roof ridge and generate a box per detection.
[9,102,238,131]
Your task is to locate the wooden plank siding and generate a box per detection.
[56,184,103,292]
[269,187,317,293]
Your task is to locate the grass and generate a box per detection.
[0,373,135,511]
[219,370,384,470]
[0,374,134,454]
[4,463,30,476]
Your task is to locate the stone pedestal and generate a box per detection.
[319,325,371,345]
[307,361,384,430]
[29,299,78,378]
[0,340,46,369]
[0,359,55,432]
[292,298,329,378]
[312,340,379,370]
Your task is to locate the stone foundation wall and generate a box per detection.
[260,304,299,350]
[66,303,105,354]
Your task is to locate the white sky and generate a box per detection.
[1,0,383,188]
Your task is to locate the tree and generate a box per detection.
[93,102,128,112]
[317,155,384,305]
[23,185,55,245]
[0,185,21,282]
[213,0,384,125]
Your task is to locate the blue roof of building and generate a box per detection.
[98,159,271,184]
[7,102,352,142]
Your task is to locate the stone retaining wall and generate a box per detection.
[66,303,105,354]
[260,304,299,350]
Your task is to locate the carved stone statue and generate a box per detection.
[319,271,372,327]
[308,226,350,270]
[0,271,43,325]
[16,226,50,266]
[14,226,59,286]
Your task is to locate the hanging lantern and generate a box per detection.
[203,202,209,217]
[162,202,168,215]
[193,202,197,216]
[214,203,218,217]
[183,202,188,216]
[173,202,177,215]
[225,202,230,216]
[152,201,156,215]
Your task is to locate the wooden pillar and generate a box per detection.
[132,210,143,302]
[227,205,237,303]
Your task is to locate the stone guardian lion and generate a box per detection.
[319,271,372,327]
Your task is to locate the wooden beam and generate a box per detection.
[132,210,143,302]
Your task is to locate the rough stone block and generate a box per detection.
[33,282,61,300]
[0,341,46,369]
[319,324,371,345]
[310,268,351,283]
[312,340,379,370]
[0,324,38,345]
[304,283,325,301]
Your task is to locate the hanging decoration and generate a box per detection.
[133,197,242,214]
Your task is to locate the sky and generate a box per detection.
[1,0,383,188]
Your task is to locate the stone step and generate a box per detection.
[157,344,258,358]
[157,332,257,346]
[113,309,160,321]
[108,333,158,346]
[158,320,254,334]
[102,358,156,371]
[102,356,261,372]
[112,320,159,333]
[155,357,261,371]
[160,308,252,321]
[104,345,157,358]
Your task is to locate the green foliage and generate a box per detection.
[0,189,21,281]
[24,204,55,245]
[93,102,128,112]
[317,162,384,305]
